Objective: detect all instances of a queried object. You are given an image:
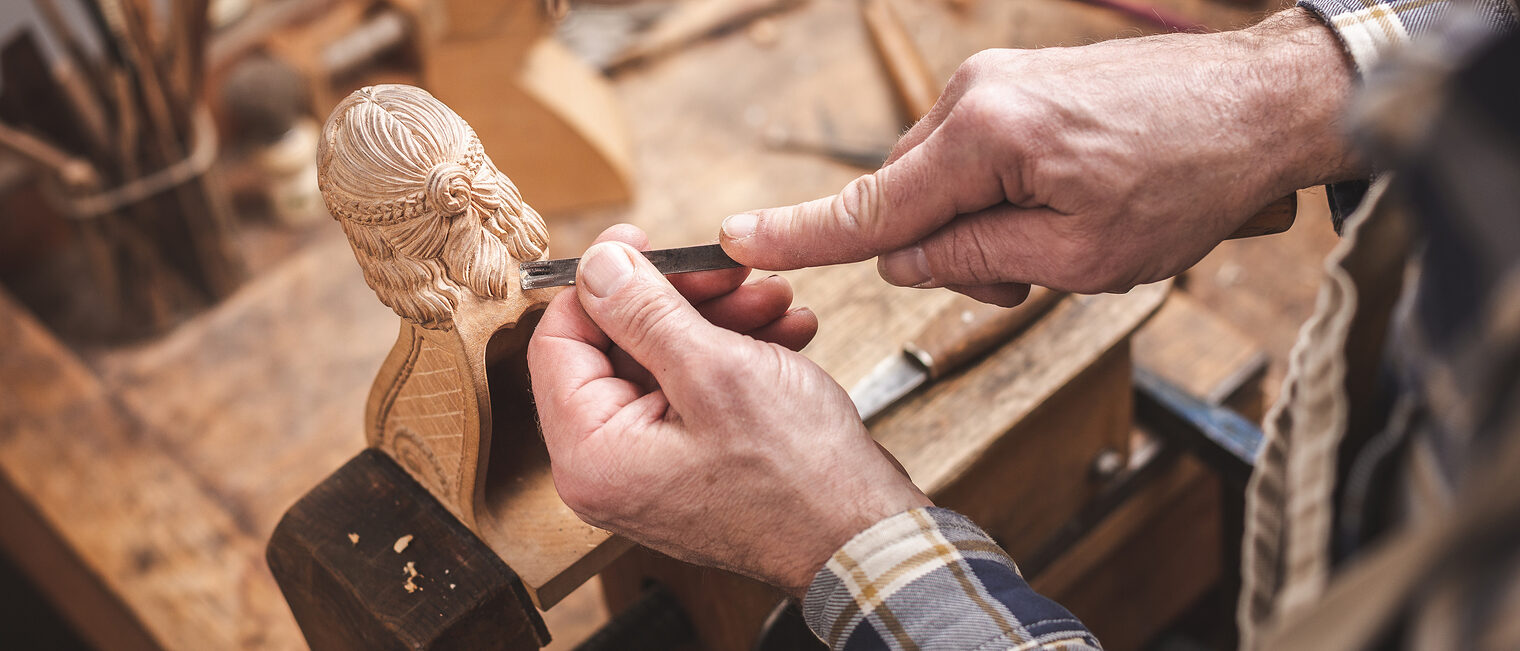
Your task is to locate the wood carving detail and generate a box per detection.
[318,84,551,527]
[318,84,549,330]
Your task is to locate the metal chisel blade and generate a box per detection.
[849,352,930,422]
[520,243,742,290]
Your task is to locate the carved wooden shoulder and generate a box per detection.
[319,85,624,605]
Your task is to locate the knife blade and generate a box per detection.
[851,287,1064,420]
[521,243,742,290]
[848,196,1301,420]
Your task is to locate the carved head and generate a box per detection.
[318,84,549,329]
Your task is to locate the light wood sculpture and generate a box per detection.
[318,84,624,608]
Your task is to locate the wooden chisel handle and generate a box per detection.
[1233,194,1297,238]
[904,286,1064,379]
[900,193,1296,379]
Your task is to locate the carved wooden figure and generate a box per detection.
[317,84,626,608]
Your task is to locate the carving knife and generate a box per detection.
[521,243,742,290]
[850,287,1064,421]
[847,198,1301,420]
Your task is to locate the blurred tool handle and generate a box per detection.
[899,196,1294,380]
[1233,194,1297,237]
[861,0,938,119]
[905,286,1064,380]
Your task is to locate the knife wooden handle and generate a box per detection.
[1230,194,1296,239]
[904,286,1064,379]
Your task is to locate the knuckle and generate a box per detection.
[617,287,691,352]
[554,474,610,523]
[957,49,1000,79]
[932,223,1008,284]
[835,172,888,239]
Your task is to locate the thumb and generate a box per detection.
[576,241,732,392]
[719,119,1004,271]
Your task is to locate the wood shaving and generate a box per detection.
[394,534,413,553]
[348,533,359,545]
[403,561,422,593]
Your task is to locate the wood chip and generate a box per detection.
[393,534,413,553]
[348,533,359,545]
[403,561,422,593]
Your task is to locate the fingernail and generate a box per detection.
[722,213,758,241]
[878,246,933,287]
[580,242,634,298]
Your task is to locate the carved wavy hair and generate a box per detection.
[318,85,549,329]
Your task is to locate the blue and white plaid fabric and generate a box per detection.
[804,508,1101,650]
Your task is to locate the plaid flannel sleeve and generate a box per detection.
[1297,0,1516,73]
[803,507,1101,650]
[1295,0,1515,227]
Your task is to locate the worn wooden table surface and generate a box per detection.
[0,0,1295,647]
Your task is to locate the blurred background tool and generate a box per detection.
[860,0,938,123]
[605,0,809,73]
[2,0,243,341]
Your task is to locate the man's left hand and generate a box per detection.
[528,225,931,596]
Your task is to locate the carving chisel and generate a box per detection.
[521,243,742,290]
[848,199,1301,420]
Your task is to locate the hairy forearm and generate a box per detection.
[1231,8,1366,190]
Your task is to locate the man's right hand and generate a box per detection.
[720,8,1363,306]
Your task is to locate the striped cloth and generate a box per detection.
[803,508,1100,650]
[1297,0,1517,72]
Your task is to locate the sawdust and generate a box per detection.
[403,561,422,593]
[394,534,413,553]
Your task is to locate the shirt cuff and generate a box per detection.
[803,507,1100,650]
[1296,0,1517,74]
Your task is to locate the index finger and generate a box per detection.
[720,110,1007,271]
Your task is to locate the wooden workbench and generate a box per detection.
[0,0,1291,648]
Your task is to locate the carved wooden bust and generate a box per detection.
[318,85,621,607]
[319,84,550,329]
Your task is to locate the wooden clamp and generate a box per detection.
[270,84,627,650]
[267,450,550,650]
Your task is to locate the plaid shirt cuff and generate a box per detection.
[1297,0,1518,73]
[803,507,1101,650]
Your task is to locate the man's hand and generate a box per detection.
[720,8,1362,306]
[528,225,931,597]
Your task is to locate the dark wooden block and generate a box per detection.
[267,449,549,650]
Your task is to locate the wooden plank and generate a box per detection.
[1038,455,1223,651]
[0,289,304,650]
[93,235,395,540]
[1133,290,1268,414]
[871,284,1168,493]
[1024,291,1271,650]
[933,343,1134,559]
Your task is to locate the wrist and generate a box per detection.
[1225,8,1367,193]
[774,486,934,598]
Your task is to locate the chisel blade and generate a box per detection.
[520,243,742,290]
[849,352,930,422]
